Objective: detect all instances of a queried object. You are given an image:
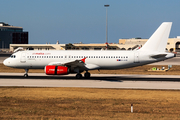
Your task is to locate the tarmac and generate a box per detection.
[0,73,180,89]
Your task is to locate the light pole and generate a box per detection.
[104,4,109,49]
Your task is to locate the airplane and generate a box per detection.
[3,22,175,79]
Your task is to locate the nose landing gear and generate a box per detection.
[24,69,29,78]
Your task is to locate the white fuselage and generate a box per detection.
[3,50,174,71]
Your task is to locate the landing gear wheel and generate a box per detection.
[24,69,29,78]
[76,73,82,79]
[84,72,90,79]
[24,74,28,78]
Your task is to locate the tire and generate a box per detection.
[24,74,28,78]
[84,72,90,78]
[76,73,82,79]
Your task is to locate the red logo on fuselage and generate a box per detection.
[32,53,44,55]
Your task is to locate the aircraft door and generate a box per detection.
[20,52,26,63]
[134,52,139,63]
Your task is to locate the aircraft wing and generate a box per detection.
[48,58,100,72]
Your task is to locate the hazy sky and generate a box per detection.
[1,0,180,44]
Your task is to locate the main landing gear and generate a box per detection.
[76,73,82,79]
[75,71,91,79]
[24,69,29,78]
[84,71,90,78]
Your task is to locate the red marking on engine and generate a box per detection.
[45,65,69,75]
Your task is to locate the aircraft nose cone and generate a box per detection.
[3,59,10,66]
[3,59,7,66]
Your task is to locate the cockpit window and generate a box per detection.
[10,55,16,58]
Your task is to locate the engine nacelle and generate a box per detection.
[45,65,69,75]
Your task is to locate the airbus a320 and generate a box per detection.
[3,22,175,78]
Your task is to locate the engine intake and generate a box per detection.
[45,65,69,75]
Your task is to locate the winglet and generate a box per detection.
[139,22,172,52]
[81,57,86,63]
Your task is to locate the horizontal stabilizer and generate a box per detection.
[150,54,167,58]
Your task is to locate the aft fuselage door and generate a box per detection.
[20,52,26,63]
[134,52,139,63]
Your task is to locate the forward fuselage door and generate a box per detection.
[20,52,26,63]
[134,52,139,63]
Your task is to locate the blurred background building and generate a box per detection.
[0,22,28,50]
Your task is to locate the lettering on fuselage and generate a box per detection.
[117,59,128,61]
[32,53,51,55]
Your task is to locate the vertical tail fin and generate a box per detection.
[139,22,172,52]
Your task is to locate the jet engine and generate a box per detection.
[45,65,69,75]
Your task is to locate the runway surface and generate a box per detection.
[0,73,180,90]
